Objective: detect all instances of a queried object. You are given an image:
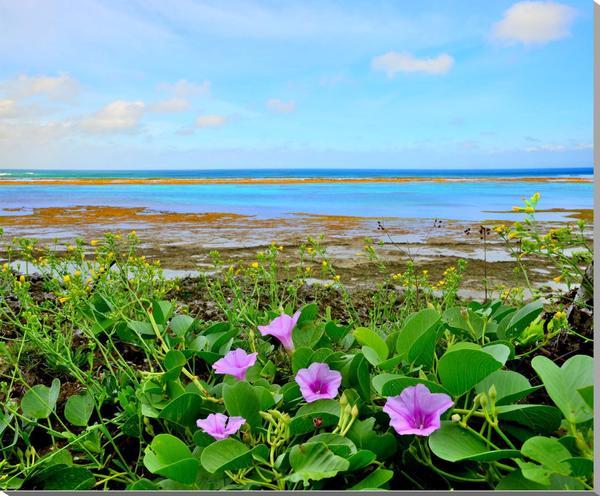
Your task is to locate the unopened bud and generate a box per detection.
[479,394,488,408]
[451,413,461,422]
[488,385,497,402]
[351,404,359,418]
[339,393,348,408]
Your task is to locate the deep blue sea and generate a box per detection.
[0,168,593,221]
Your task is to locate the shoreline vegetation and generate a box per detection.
[0,175,593,186]
[0,192,594,490]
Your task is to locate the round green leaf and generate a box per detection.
[143,434,199,484]
[286,442,349,486]
[64,391,94,427]
[222,381,261,428]
[200,438,252,474]
[21,379,60,419]
[429,422,520,462]
[531,355,593,424]
[438,348,502,397]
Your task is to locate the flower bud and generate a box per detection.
[351,404,359,418]
[488,385,497,402]
[451,413,461,422]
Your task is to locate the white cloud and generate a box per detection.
[80,100,145,133]
[0,73,80,101]
[151,79,211,113]
[0,99,18,118]
[371,52,454,77]
[266,98,296,114]
[195,114,227,128]
[492,1,577,45]
[525,142,592,152]
[158,79,211,98]
[150,97,189,113]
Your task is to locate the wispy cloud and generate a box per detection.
[266,98,295,114]
[195,114,227,128]
[371,52,454,77]
[525,142,591,152]
[491,1,577,45]
[0,73,80,101]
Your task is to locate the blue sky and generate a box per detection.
[0,0,593,169]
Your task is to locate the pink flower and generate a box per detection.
[295,362,342,403]
[258,310,301,351]
[212,348,258,381]
[196,413,245,440]
[383,384,453,436]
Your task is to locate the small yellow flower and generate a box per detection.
[74,270,81,277]
[67,245,76,252]
[553,276,562,283]
[278,245,283,251]
[524,207,534,213]
[19,275,25,283]
[305,266,312,273]
[63,274,71,283]
[508,232,518,240]
[422,269,428,275]
[130,230,137,236]
[2,263,8,272]
[322,261,328,267]
[511,206,522,212]
[334,275,341,282]
[532,192,540,201]
[107,252,114,259]
[58,296,70,303]
[251,262,259,269]
[90,239,99,246]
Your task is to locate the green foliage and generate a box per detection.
[0,226,593,491]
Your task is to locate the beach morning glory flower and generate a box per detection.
[295,362,342,403]
[212,348,258,381]
[383,383,453,436]
[196,413,246,440]
[258,310,301,351]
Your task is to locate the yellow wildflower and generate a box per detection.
[63,275,71,283]
[305,266,312,273]
[74,270,81,278]
[90,240,99,246]
[67,245,76,252]
[322,261,328,267]
[553,276,562,283]
[251,262,259,269]
[58,296,70,303]
[524,207,534,213]
[278,245,283,251]
[508,232,518,240]
[334,275,341,282]
[19,275,25,283]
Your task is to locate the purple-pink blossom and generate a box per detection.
[196,413,246,440]
[212,348,258,381]
[295,362,342,403]
[258,310,301,351]
[383,383,453,436]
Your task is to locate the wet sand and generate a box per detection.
[0,204,593,297]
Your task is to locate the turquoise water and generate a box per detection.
[0,168,593,221]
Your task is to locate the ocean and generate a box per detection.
[0,168,593,222]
